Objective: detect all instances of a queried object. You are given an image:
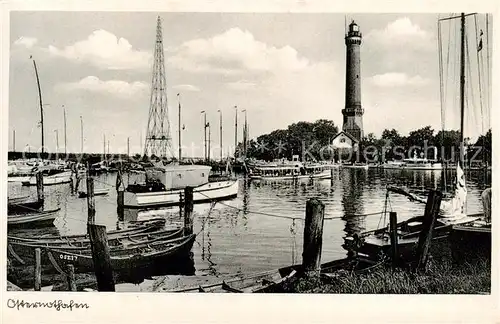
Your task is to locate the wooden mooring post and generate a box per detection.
[302,198,325,278]
[116,169,124,221]
[415,189,442,270]
[88,224,115,291]
[34,248,41,291]
[67,264,77,292]
[36,171,44,203]
[183,187,194,236]
[389,212,399,267]
[85,165,115,292]
[86,168,96,224]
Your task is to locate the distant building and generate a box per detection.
[342,20,364,142]
[331,131,359,151]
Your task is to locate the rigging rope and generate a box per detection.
[485,14,491,125]
[438,20,446,134]
[474,14,485,135]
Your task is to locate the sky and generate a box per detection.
[8,12,492,157]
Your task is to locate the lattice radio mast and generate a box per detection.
[144,16,173,158]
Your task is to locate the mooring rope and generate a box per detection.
[196,191,383,221]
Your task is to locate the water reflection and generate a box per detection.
[341,169,366,237]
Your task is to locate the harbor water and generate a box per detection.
[7,167,489,286]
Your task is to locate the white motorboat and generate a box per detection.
[124,165,239,209]
[22,170,72,186]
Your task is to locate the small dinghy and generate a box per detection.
[7,208,60,229]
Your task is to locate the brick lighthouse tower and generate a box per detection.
[342,20,364,142]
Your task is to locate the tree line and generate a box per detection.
[235,120,492,164]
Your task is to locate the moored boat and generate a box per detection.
[13,218,167,242]
[7,196,44,213]
[171,256,382,293]
[124,165,238,209]
[44,234,196,273]
[7,228,184,265]
[248,161,331,181]
[382,155,442,170]
[343,211,482,262]
[22,170,72,186]
[7,208,60,229]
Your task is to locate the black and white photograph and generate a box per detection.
[1,1,498,322]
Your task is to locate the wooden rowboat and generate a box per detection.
[9,218,167,243]
[8,227,181,247]
[171,256,383,293]
[45,234,196,273]
[7,228,185,266]
[7,196,44,213]
[343,213,481,261]
[7,208,60,229]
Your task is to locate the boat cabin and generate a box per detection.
[145,165,211,190]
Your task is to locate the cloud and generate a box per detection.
[172,84,201,92]
[14,36,38,48]
[226,80,256,91]
[365,17,433,49]
[169,27,309,74]
[56,76,148,98]
[47,30,151,70]
[369,72,430,87]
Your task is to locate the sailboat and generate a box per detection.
[343,13,491,261]
[445,13,492,258]
[21,57,72,187]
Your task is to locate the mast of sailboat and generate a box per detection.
[13,130,15,152]
[218,109,222,161]
[177,93,182,162]
[234,105,238,159]
[31,57,44,159]
[437,17,447,192]
[459,13,466,168]
[63,106,67,155]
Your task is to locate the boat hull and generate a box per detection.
[382,163,443,170]
[343,216,453,261]
[450,223,491,263]
[124,180,239,209]
[249,170,331,181]
[341,164,369,170]
[7,208,60,229]
[45,234,196,274]
[7,228,184,266]
[22,171,72,186]
[8,176,32,183]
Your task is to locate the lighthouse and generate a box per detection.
[342,20,364,142]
